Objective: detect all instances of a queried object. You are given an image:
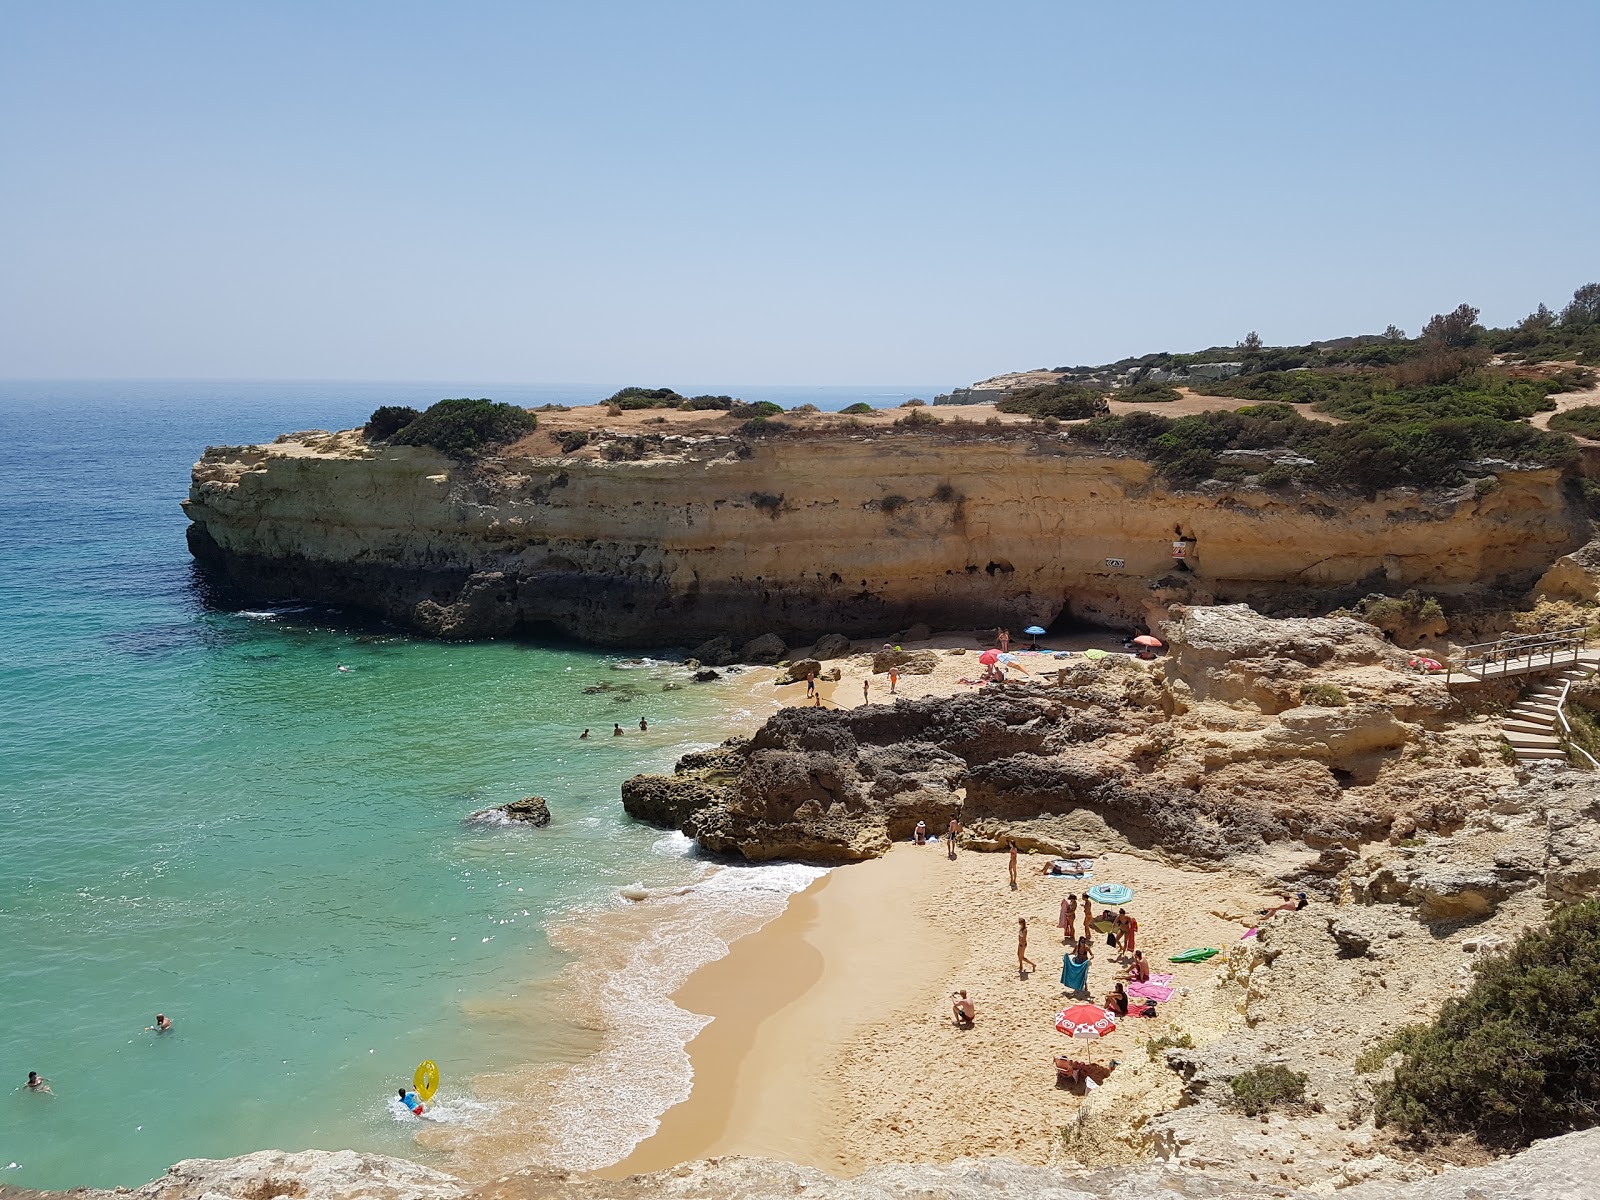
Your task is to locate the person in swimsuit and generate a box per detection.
[1128,951,1151,982]
[946,818,960,859]
[398,1087,428,1118]
[1007,839,1018,889]
[1059,893,1076,943]
[147,1013,172,1033]
[580,728,589,739]
[951,989,975,1027]
[613,724,623,736]
[1105,982,1130,1017]
[914,820,927,845]
[26,1071,52,1095]
[1017,917,1036,977]
[638,717,648,731]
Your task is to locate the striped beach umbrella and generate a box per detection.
[1055,1004,1117,1039]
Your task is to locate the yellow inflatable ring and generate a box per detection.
[414,1060,439,1101]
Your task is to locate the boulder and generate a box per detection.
[781,658,823,684]
[503,796,551,826]
[1409,868,1514,922]
[1327,913,1380,957]
[902,622,932,642]
[690,635,738,667]
[872,647,938,675]
[740,632,788,663]
[1534,538,1600,603]
[812,632,853,660]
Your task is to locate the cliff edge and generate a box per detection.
[183,412,1585,645]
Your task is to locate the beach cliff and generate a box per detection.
[182,411,1585,645]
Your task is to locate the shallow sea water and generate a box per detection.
[0,381,927,1188]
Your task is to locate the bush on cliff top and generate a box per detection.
[1362,898,1600,1146]
[1075,397,1577,493]
[1549,405,1600,439]
[390,398,537,459]
[364,405,420,440]
[997,382,1108,420]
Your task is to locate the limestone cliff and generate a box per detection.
[183,420,1585,645]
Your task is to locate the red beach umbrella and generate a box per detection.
[1132,635,1163,648]
[978,649,1002,665]
[1055,1004,1117,1039]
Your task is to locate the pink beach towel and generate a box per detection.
[1128,981,1175,1003]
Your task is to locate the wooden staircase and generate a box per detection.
[1501,658,1600,764]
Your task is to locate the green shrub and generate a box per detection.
[558,430,590,453]
[894,407,942,429]
[998,382,1108,420]
[390,399,536,458]
[601,435,648,461]
[1116,381,1181,403]
[1366,898,1600,1145]
[1300,683,1349,707]
[732,400,784,418]
[740,416,790,436]
[679,394,735,411]
[1550,405,1600,438]
[606,386,684,410]
[364,405,421,440]
[840,402,874,415]
[1254,464,1298,488]
[1145,1032,1194,1061]
[1229,1065,1307,1116]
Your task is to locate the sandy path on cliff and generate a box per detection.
[606,841,1281,1176]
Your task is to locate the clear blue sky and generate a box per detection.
[1,1,1595,387]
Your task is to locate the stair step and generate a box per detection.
[1506,733,1563,748]
[1515,749,1571,761]
[1504,720,1555,735]
[1512,702,1560,715]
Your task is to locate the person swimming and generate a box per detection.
[27,1071,53,1094]
[398,1087,427,1117]
[145,1013,172,1033]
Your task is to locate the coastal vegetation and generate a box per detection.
[1362,898,1600,1146]
[840,402,874,414]
[1549,405,1600,438]
[1228,1064,1308,1117]
[363,405,421,439]
[997,382,1107,420]
[387,398,537,459]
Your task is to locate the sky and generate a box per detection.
[1,1,1596,387]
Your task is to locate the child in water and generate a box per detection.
[398,1087,427,1118]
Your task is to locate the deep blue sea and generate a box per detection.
[0,381,927,1189]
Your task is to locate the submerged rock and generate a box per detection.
[469,796,551,826]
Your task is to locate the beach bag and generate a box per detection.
[1106,932,1116,947]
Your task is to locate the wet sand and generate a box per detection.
[606,844,961,1175]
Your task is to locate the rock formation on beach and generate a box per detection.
[182,415,1583,645]
[624,605,1519,873]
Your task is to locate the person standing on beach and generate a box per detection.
[1017,918,1036,977]
[999,628,1010,653]
[862,678,870,705]
[946,817,960,859]
[889,669,899,694]
[1059,893,1077,943]
[806,671,816,698]
[1007,839,1018,889]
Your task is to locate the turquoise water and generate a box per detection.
[0,382,911,1189]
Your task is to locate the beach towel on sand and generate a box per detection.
[1128,981,1175,1003]
[1061,954,1090,993]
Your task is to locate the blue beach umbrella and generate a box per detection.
[1087,883,1134,905]
[1024,626,1047,636]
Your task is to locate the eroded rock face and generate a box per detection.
[183,429,1584,645]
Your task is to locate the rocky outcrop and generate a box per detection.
[46,1131,1600,1200]
[1533,537,1600,604]
[183,424,1585,645]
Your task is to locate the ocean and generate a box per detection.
[0,380,930,1189]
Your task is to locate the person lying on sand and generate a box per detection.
[951,990,975,1027]
[1261,892,1308,918]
